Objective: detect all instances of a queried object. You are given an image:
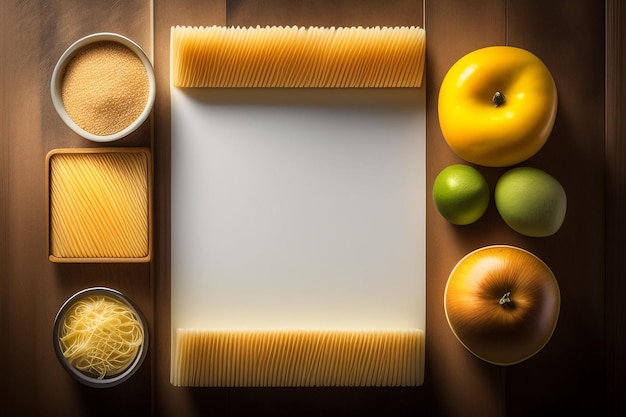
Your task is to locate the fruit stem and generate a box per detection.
[493,91,506,107]
[499,291,512,306]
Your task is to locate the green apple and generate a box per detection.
[433,164,490,225]
[495,167,566,237]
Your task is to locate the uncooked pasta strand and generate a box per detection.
[48,150,149,259]
[170,25,425,88]
[171,329,424,387]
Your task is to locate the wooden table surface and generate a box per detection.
[1,1,623,416]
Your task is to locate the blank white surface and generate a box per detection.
[171,88,425,332]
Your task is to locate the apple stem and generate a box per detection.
[499,291,512,306]
[493,91,506,107]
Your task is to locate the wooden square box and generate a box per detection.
[45,148,152,263]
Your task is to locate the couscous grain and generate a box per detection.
[61,41,150,136]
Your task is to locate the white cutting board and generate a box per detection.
[171,87,425,334]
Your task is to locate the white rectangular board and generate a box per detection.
[171,88,426,336]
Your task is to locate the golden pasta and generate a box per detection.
[170,25,426,88]
[171,329,424,387]
[59,295,144,379]
[47,149,150,261]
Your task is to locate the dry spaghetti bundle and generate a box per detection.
[171,25,425,88]
[171,329,424,387]
[48,150,150,260]
[59,295,144,379]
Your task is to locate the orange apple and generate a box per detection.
[444,245,560,365]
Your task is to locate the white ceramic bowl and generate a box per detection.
[50,33,156,142]
[53,287,149,388]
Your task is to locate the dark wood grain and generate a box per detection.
[606,0,626,415]
[226,0,422,27]
[1,0,622,416]
[424,1,508,416]
[1,1,153,416]
[152,2,227,416]
[503,1,606,415]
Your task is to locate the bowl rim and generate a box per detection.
[50,32,156,143]
[52,286,149,388]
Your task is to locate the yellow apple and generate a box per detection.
[438,46,558,167]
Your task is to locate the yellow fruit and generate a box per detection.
[438,46,557,167]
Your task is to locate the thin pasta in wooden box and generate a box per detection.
[45,147,152,263]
